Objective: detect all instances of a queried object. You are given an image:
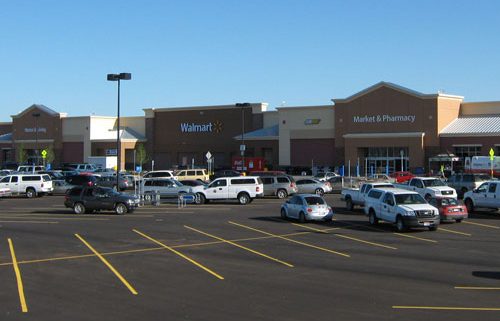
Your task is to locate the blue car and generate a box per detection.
[280,194,334,222]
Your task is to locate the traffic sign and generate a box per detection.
[41,149,47,159]
[489,148,495,161]
[205,151,212,160]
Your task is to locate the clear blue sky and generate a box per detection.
[1,0,499,121]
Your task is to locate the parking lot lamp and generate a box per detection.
[107,73,132,190]
[236,103,251,173]
[32,112,41,165]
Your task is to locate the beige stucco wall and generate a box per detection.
[263,111,279,128]
[62,117,91,161]
[460,101,500,115]
[278,105,335,166]
[437,97,462,133]
[121,116,146,137]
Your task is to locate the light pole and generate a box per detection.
[32,112,41,165]
[236,103,251,173]
[107,73,132,190]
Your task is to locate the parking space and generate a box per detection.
[0,194,500,320]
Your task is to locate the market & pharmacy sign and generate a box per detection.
[352,114,416,123]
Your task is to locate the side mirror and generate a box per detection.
[473,189,478,193]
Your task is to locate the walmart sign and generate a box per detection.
[180,121,223,133]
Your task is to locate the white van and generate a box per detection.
[17,165,45,173]
[198,176,264,205]
[0,174,53,198]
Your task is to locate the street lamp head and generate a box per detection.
[107,73,132,81]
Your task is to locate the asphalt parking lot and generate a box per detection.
[1,194,500,321]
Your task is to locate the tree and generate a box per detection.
[135,143,149,167]
[16,144,28,164]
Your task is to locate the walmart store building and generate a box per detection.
[1,82,500,173]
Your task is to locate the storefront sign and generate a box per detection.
[180,121,223,133]
[24,127,47,133]
[352,115,416,123]
[304,119,321,125]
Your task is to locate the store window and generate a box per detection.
[454,146,481,159]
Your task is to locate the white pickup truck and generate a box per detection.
[364,188,440,232]
[463,181,500,212]
[394,177,456,200]
[198,176,264,205]
[341,182,394,210]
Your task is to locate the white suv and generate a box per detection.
[0,174,53,198]
[198,176,264,205]
[143,170,178,180]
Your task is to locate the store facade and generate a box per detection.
[1,82,500,174]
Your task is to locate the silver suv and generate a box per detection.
[260,175,298,199]
[447,173,490,198]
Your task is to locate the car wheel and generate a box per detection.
[195,193,205,205]
[315,188,324,196]
[277,189,288,199]
[238,193,250,205]
[74,202,86,214]
[346,197,354,211]
[281,208,287,219]
[369,210,378,225]
[298,212,306,223]
[26,188,37,198]
[465,198,474,213]
[395,216,406,232]
[115,203,128,215]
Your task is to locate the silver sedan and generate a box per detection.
[295,178,332,195]
[280,194,334,222]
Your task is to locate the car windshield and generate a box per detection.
[423,179,446,187]
[441,198,459,206]
[304,196,325,205]
[395,193,427,205]
[172,180,183,187]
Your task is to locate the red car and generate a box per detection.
[389,171,415,183]
[428,197,468,223]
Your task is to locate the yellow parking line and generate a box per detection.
[0,221,58,224]
[455,286,500,290]
[393,305,500,311]
[335,220,438,243]
[228,221,350,258]
[74,234,138,295]
[8,239,28,313]
[438,228,471,236]
[0,232,316,268]
[292,223,397,250]
[133,229,224,280]
[291,223,329,233]
[0,217,107,221]
[463,221,500,229]
[394,232,437,243]
[184,225,293,267]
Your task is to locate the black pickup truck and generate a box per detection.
[64,186,139,214]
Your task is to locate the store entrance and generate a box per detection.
[362,147,409,175]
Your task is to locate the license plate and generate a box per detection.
[423,222,430,226]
